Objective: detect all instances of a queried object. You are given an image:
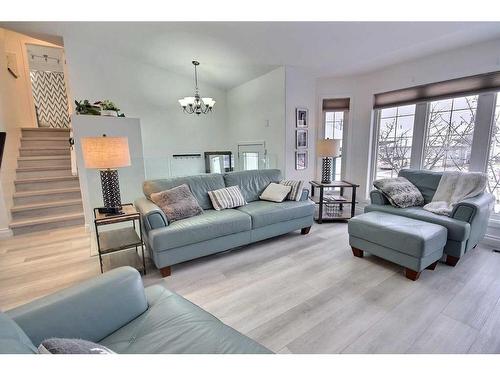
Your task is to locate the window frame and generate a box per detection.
[322,108,349,180]
[370,91,500,216]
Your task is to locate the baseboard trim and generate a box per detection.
[0,227,13,239]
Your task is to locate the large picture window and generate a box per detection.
[423,95,478,172]
[374,104,416,180]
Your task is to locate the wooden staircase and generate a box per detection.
[9,128,85,235]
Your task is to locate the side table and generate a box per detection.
[93,203,146,274]
[309,180,359,223]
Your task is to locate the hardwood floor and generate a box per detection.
[2,222,500,353]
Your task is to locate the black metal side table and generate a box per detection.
[93,203,146,274]
[309,180,359,223]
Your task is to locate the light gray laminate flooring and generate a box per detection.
[2,223,500,353]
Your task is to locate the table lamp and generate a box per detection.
[81,135,131,215]
[317,138,341,184]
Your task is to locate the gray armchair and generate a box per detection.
[365,169,494,265]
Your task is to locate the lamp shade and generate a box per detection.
[317,139,341,157]
[81,136,131,169]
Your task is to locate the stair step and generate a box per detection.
[21,128,70,138]
[14,175,79,192]
[20,147,71,156]
[16,166,73,179]
[14,187,82,205]
[17,155,71,168]
[10,212,85,235]
[21,137,71,148]
[11,199,83,212]
[11,199,83,221]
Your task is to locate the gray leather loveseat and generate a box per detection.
[0,267,271,354]
[135,169,314,276]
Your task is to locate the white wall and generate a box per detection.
[317,37,500,203]
[63,35,229,180]
[226,67,286,172]
[285,66,317,182]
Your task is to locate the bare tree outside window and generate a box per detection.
[375,105,416,180]
[487,95,500,212]
[423,96,478,172]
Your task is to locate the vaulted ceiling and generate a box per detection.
[3,22,500,89]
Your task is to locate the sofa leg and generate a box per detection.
[351,247,363,258]
[445,255,460,267]
[159,266,171,277]
[301,226,311,235]
[405,268,421,281]
[426,261,438,271]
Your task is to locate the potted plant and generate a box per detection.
[97,100,120,117]
[75,100,101,115]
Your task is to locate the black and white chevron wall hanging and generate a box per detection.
[30,70,71,128]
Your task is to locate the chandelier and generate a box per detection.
[178,61,216,115]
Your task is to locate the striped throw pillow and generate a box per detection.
[280,180,304,201]
[208,186,247,211]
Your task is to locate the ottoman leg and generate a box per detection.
[446,255,460,267]
[426,261,438,270]
[405,268,421,281]
[351,247,364,258]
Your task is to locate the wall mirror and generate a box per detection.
[204,151,233,173]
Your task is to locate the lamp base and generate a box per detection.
[321,157,332,184]
[100,169,123,214]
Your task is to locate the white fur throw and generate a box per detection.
[423,171,487,216]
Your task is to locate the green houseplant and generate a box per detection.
[96,100,120,117]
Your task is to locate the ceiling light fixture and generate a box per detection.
[179,61,216,115]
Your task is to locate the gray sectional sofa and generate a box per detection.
[365,169,494,266]
[0,267,271,354]
[135,169,314,276]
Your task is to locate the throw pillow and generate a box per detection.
[150,184,203,223]
[208,186,247,211]
[280,180,304,201]
[260,183,292,203]
[373,177,424,208]
[38,338,115,354]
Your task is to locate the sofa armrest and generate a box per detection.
[299,188,310,201]
[451,192,495,223]
[135,197,168,231]
[7,267,148,347]
[370,189,389,205]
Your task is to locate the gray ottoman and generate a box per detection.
[348,211,447,280]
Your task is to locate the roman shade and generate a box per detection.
[374,70,500,109]
[322,98,350,111]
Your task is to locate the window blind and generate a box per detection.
[374,70,500,109]
[323,98,350,111]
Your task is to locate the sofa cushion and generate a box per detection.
[208,186,247,210]
[150,184,203,223]
[0,312,37,354]
[259,183,291,203]
[399,169,443,204]
[143,174,225,210]
[237,200,315,229]
[99,285,271,354]
[349,212,447,258]
[365,204,470,242]
[373,177,424,208]
[149,209,252,251]
[223,169,281,202]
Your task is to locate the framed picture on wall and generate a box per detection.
[296,108,308,127]
[295,151,308,170]
[296,129,308,149]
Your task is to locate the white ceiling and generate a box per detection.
[3,22,500,89]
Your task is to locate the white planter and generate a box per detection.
[101,110,118,117]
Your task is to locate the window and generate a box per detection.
[241,152,259,170]
[487,94,500,212]
[374,104,416,180]
[324,111,344,180]
[423,96,478,172]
